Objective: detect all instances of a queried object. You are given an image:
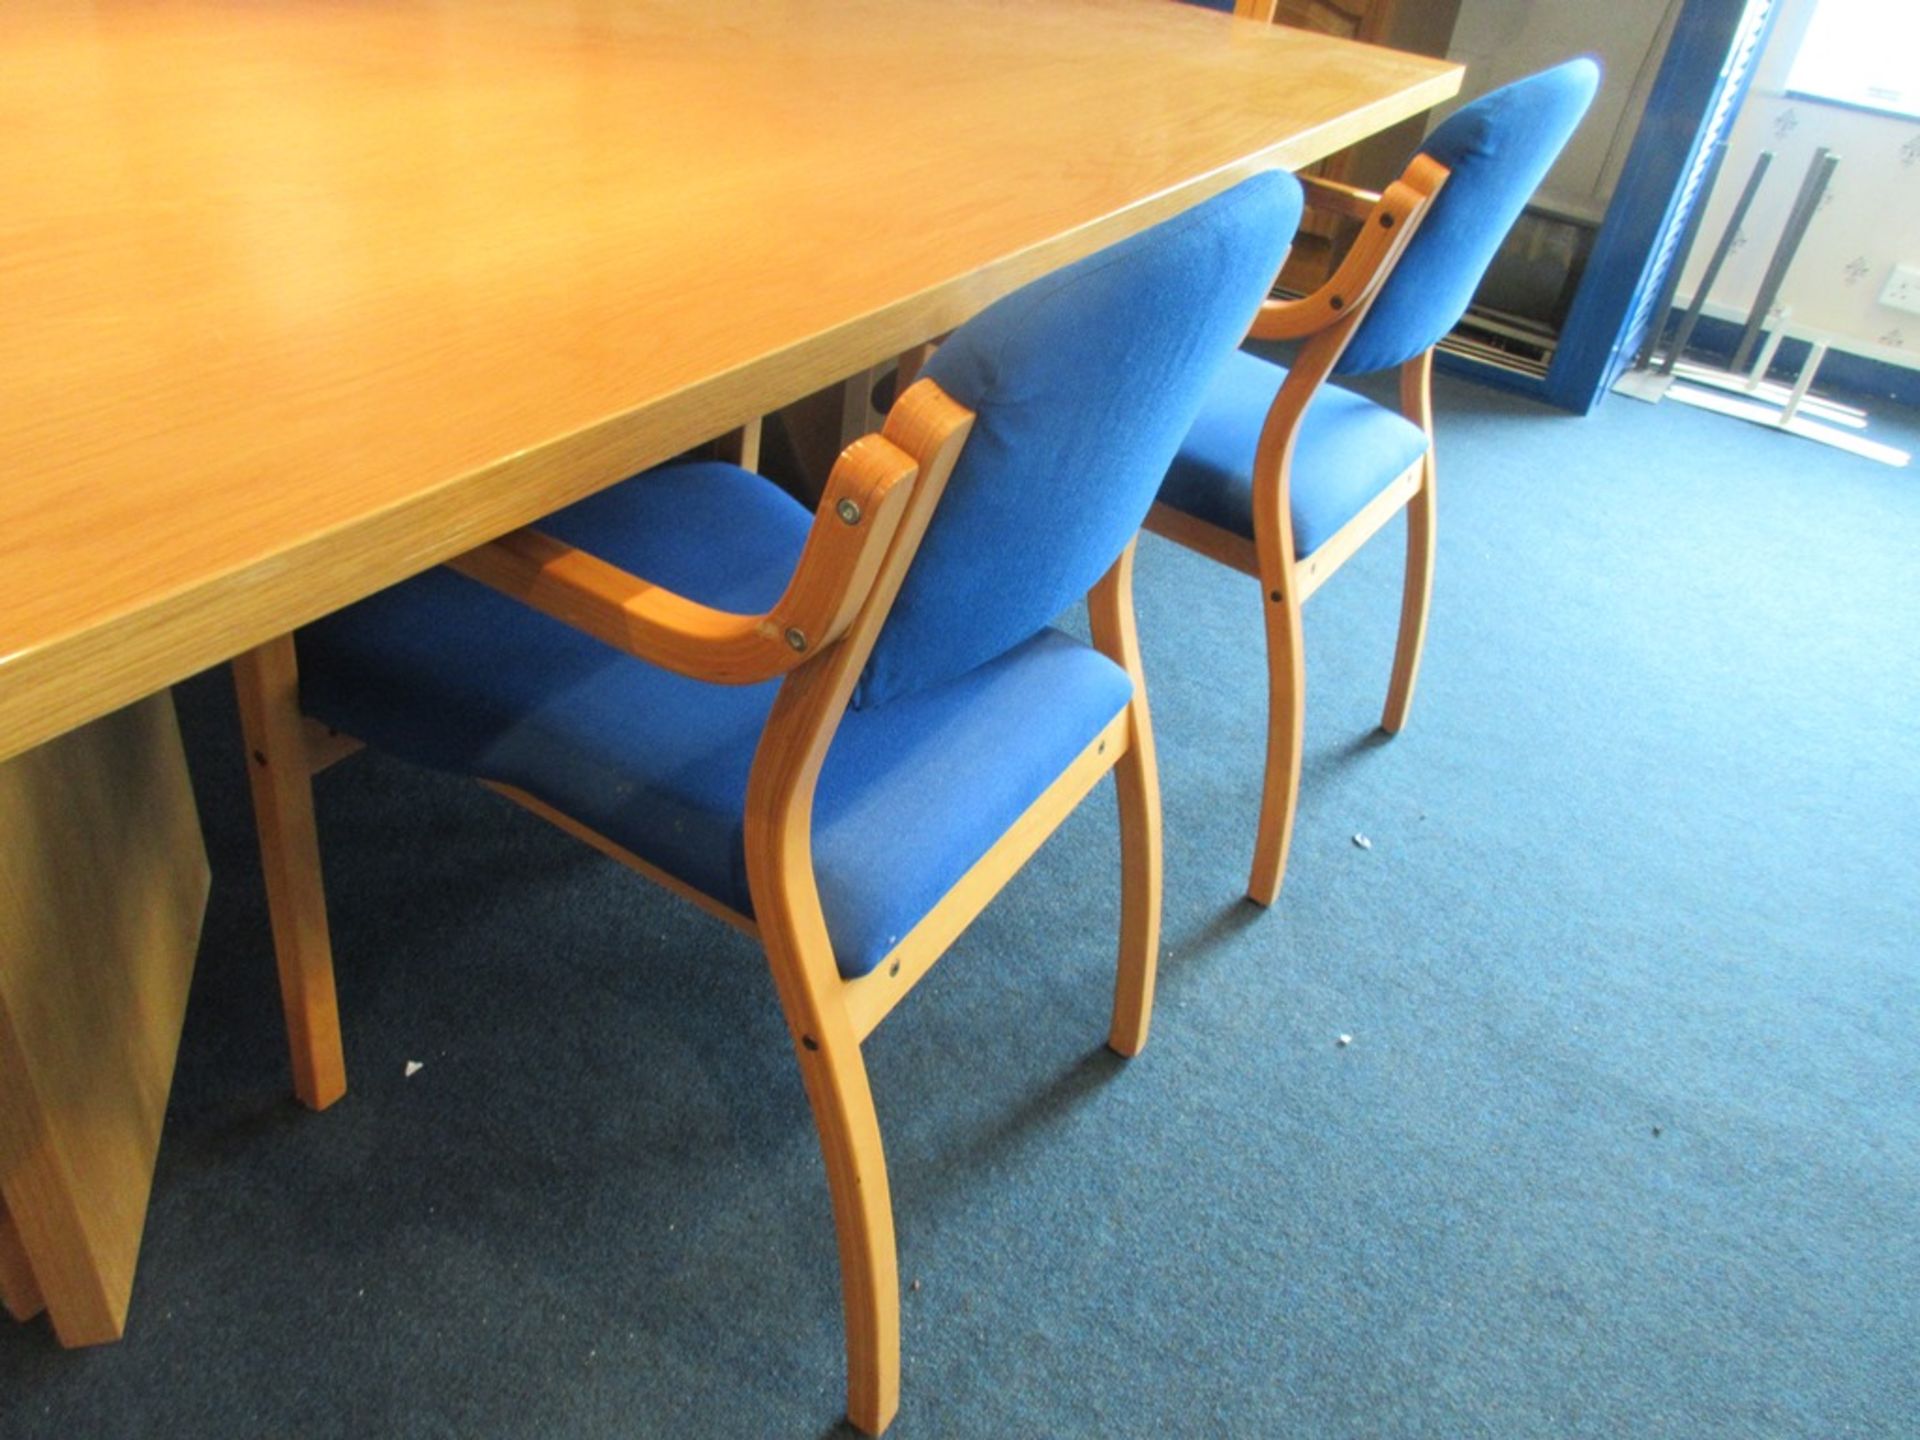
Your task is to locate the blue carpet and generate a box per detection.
[3,375,1915,1438]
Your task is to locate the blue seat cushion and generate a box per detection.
[297,460,1133,979]
[1158,349,1429,558]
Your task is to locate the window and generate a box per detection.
[1784,0,1920,118]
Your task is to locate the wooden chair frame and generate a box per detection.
[1143,155,1448,905]
[232,377,1164,1436]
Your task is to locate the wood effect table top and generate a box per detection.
[0,0,1458,760]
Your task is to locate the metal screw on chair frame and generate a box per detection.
[784,627,808,652]
[836,498,863,525]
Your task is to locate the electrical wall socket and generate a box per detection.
[1879,263,1920,316]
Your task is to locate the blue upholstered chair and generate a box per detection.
[1147,61,1599,905]
[231,172,1304,1435]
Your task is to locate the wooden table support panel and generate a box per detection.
[0,693,209,1345]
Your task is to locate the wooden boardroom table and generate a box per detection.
[0,0,1458,1349]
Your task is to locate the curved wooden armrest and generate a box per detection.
[1300,173,1383,222]
[1249,154,1450,344]
[448,434,919,685]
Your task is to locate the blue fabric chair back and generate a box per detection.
[1335,59,1600,377]
[854,170,1304,709]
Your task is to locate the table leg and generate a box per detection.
[770,367,892,506]
[0,1199,45,1322]
[837,363,886,448]
[0,691,208,1346]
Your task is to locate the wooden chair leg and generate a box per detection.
[765,953,900,1435]
[232,637,347,1111]
[1384,349,1437,735]
[1248,583,1306,907]
[1381,464,1435,734]
[1107,725,1162,1055]
[1088,543,1162,1056]
[749,861,900,1431]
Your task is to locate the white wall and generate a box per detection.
[1676,0,1920,369]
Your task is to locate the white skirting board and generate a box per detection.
[1612,349,1910,468]
[1661,382,1911,467]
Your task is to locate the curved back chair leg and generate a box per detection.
[1382,350,1437,735]
[1381,468,1435,733]
[739,382,976,1435]
[748,685,904,1437]
[1088,542,1163,1058]
[749,731,902,1436]
[1248,577,1307,907]
[768,949,900,1436]
[232,635,348,1111]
